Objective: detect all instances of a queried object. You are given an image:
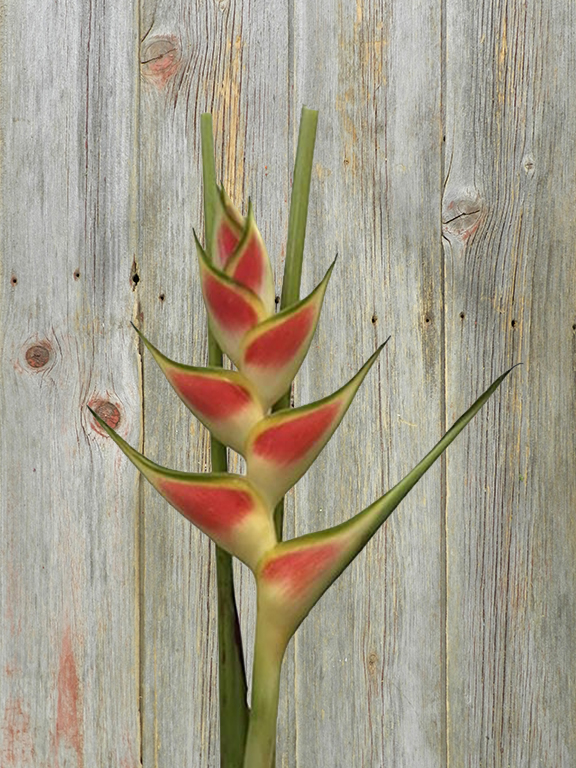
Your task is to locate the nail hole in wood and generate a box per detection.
[74,269,80,280]
[159,293,165,302]
[275,295,280,305]
[371,314,378,324]
[424,315,431,324]
[459,311,465,320]
[511,319,517,328]
[10,275,17,286]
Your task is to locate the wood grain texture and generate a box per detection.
[0,0,574,765]
[0,0,141,766]
[291,0,445,765]
[443,1,576,766]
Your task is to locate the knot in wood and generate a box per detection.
[140,36,181,88]
[25,344,51,369]
[92,401,121,430]
[442,191,485,244]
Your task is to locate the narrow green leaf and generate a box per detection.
[273,106,319,540]
[281,106,319,312]
[201,114,218,262]
[201,114,249,767]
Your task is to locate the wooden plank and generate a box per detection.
[444,1,576,765]
[137,0,291,763]
[0,1,141,766]
[292,1,445,765]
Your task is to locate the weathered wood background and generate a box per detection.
[0,0,574,765]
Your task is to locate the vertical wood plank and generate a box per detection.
[137,0,291,763]
[0,1,141,766]
[292,1,444,765]
[444,1,576,764]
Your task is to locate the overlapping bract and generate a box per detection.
[94,186,512,652]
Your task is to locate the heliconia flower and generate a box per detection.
[245,342,387,508]
[93,114,516,768]
[255,365,516,651]
[88,408,276,570]
[132,324,265,454]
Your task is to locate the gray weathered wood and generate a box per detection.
[0,0,574,765]
[443,2,576,765]
[292,1,446,765]
[0,0,141,765]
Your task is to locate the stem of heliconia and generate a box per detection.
[201,113,249,767]
[243,617,285,768]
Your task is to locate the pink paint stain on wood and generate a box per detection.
[140,36,181,89]
[55,627,83,767]
[2,698,35,766]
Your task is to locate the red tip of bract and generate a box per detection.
[170,371,252,419]
[260,541,343,601]
[212,188,244,270]
[246,397,345,506]
[197,242,267,364]
[257,535,350,643]
[131,326,265,454]
[166,368,264,454]
[231,236,263,292]
[244,304,315,369]
[89,404,277,568]
[215,220,242,269]
[204,272,260,332]
[225,206,275,313]
[158,479,252,534]
[252,402,340,465]
[153,475,276,569]
[240,265,333,408]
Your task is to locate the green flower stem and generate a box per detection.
[243,613,286,768]
[273,106,319,540]
[201,114,249,767]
